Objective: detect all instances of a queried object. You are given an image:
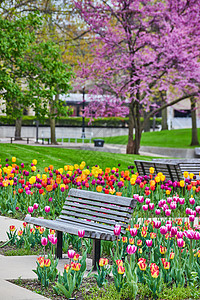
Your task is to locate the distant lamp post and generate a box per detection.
[81,86,86,139]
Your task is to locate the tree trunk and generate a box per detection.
[143,111,150,132]
[133,101,141,154]
[126,100,134,154]
[161,107,168,130]
[49,99,57,144]
[49,117,57,144]
[15,117,22,140]
[190,97,199,146]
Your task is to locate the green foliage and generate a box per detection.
[158,283,200,300]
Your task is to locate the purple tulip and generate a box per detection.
[155,209,161,215]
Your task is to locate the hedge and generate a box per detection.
[0,116,161,128]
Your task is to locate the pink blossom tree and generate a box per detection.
[74,0,200,154]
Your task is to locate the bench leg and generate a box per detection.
[42,138,44,145]
[92,239,101,271]
[27,138,29,144]
[11,137,13,144]
[56,231,63,259]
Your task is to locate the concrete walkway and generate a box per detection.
[0,216,92,300]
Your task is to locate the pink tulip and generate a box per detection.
[68,249,75,259]
[138,196,144,203]
[130,228,137,237]
[48,234,53,243]
[194,232,200,240]
[51,236,57,245]
[165,209,171,217]
[127,245,137,254]
[33,203,39,210]
[191,210,196,217]
[145,198,150,205]
[170,202,176,210]
[166,223,172,231]
[195,206,200,213]
[170,227,177,237]
[189,215,195,222]
[155,209,161,215]
[186,208,192,214]
[41,237,48,246]
[28,206,34,214]
[149,203,154,210]
[163,204,169,211]
[185,230,195,239]
[177,238,184,247]
[167,197,172,204]
[189,198,195,205]
[146,240,152,247]
[154,220,161,229]
[179,198,185,205]
[142,205,148,211]
[177,231,184,239]
[160,226,168,235]
[78,230,85,238]
[44,206,50,213]
[114,225,121,236]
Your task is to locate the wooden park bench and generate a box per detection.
[152,159,200,178]
[7,136,34,144]
[134,159,183,182]
[24,188,136,269]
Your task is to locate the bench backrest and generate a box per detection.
[58,188,136,235]
[134,160,183,182]
[152,159,200,177]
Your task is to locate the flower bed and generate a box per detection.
[1,157,200,299]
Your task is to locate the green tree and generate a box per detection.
[27,40,73,144]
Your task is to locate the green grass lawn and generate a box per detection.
[0,143,152,171]
[89,128,199,148]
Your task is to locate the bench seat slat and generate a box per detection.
[63,202,133,219]
[59,209,129,226]
[65,197,133,213]
[68,188,135,207]
[61,206,130,223]
[24,216,117,241]
[57,215,127,234]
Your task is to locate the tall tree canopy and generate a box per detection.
[74,0,200,154]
